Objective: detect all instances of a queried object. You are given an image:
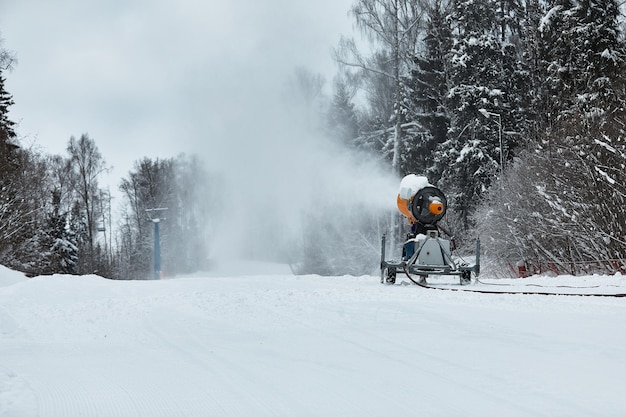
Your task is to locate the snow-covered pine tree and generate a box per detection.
[517,0,546,143]
[42,189,78,275]
[438,0,531,231]
[539,0,625,130]
[0,74,15,146]
[68,200,90,273]
[409,0,453,182]
[0,70,19,188]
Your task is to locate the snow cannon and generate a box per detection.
[396,174,447,226]
[382,174,480,287]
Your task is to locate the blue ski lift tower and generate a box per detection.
[146,208,168,280]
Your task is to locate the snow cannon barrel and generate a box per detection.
[396,174,447,226]
[410,186,447,226]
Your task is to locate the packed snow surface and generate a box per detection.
[2,263,626,416]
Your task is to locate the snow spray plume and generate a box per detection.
[193,76,398,275]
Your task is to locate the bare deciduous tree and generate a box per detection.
[66,134,108,273]
[334,0,427,175]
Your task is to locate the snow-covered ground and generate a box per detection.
[2,263,626,417]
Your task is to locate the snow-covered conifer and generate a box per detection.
[437,0,531,229]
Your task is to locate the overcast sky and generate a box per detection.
[0,0,358,184]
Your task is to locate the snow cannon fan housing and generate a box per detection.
[410,186,447,226]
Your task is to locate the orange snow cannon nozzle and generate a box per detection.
[429,200,444,216]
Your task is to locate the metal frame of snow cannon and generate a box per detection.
[380,230,480,286]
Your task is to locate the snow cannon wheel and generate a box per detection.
[460,271,471,286]
[385,268,396,285]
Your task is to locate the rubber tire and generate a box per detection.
[460,271,471,286]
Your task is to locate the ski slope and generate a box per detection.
[2,264,626,417]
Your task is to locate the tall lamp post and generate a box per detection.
[478,108,504,173]
[146,208,168,280]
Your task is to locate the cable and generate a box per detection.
[401,266,626,298]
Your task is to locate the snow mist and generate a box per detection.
[191,76,399,274]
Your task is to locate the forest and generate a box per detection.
[1,0,626,278]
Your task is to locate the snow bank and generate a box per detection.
[0,266,27,288]
[0,266,37,416]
